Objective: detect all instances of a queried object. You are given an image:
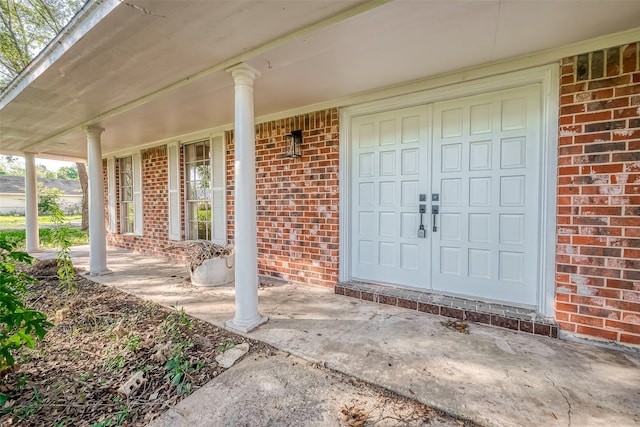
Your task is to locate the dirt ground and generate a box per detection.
[1,259,476,427]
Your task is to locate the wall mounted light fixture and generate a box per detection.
[284,130,303,158]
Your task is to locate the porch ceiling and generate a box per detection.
[1,0,639,161]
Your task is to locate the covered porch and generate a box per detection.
[35,245,640,427]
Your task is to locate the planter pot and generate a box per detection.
[190,253,235,287]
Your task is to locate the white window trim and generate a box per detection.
[167,142,181,240]
[114,151,143,236]
[107,157,116,233]
[210,134,227,244]
[132,152,143,236]
[339,64,559,318]
[180,134,227,243]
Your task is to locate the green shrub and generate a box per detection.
[0,237,52,369]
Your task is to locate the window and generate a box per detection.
[184,140,212,240]
[118,156,134,234]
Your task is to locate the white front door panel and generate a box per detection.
[431,86,541,305]
[351,106,430,288]
[350,85,542,306]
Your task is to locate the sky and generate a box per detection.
[1,155,75,172]
[37,158,75,171]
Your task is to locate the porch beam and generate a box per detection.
[23,152,39,252]
[226,63,267,333]
[86,126,111,276]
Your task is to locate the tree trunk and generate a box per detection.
[76,162,89,231]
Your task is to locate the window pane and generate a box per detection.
[188,221,198,240]
[128,204,134,232]
[184,140,212,240]
[118,156,136,233]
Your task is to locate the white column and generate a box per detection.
[226,63,267,333]
[23,152,39,252]
[86,126,111,276]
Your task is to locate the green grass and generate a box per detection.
[0,228,89,250]
[0,215,82,227]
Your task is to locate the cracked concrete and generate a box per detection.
[545,373,572,427]
[38,246,640,427]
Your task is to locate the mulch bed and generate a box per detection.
[0,259,269,426]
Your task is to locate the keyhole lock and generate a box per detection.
[418,204,427,238]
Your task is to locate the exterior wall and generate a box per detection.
[105,146,186,260]
[104,108,340,285]
[556,42,640,346]
[226,108,340,287]
[0,194,82,215]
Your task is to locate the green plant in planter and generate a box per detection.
[0,236,52,369]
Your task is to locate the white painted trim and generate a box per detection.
[132,151,143,236]
[339,64,559,315]
[540,66,560,319]
[211,134,227,244]
[338,109,352,283]
[167,142,182,241]
[106,157,116,233]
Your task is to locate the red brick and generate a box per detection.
[622,43,638,73]
[556,302,578,313]
[576,325,618,341]
[574,111,612,123]
[620,333,640,346]
[605,320,640,335]
[615,85,640,97]
[557,321,576,332]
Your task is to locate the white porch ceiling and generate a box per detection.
[1,0,639,161]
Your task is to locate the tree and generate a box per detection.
[0,155,24,176]
[56,164,78,180]
[76,162,88,230]
[36,163,55,178]
[0,0,84,89]
[1,1,88,227]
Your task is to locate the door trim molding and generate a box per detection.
[339,64,559,317]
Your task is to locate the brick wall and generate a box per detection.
[556,42,640,346]
[105,146,186,260]
[104,108,340,286]
[226,108,340,287]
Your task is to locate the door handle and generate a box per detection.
[432,205,439,232]
[418,204,426,238]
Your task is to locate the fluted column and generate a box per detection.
[226,63,267,333]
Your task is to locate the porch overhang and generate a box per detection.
[1,0,640,159]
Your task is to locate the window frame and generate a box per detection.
[118,155,135,234]
[183,139,213,241]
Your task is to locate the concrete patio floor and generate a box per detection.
[39,246,640,427]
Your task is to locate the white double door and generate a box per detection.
[351,85,542,306]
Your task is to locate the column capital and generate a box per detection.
[227,63,261,87]
[85,125,104,138]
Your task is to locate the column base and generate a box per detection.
[89,268,113,277]
[226,314,268,333]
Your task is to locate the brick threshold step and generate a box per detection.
[336,281,558,338]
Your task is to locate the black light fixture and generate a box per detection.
[284,130,303,158]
